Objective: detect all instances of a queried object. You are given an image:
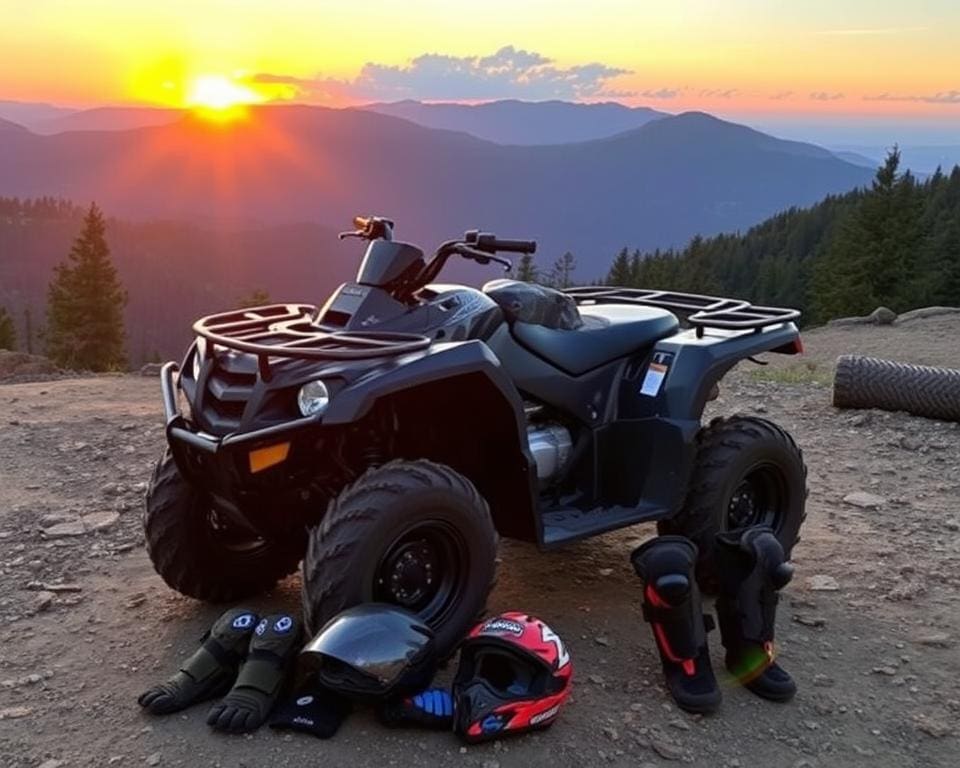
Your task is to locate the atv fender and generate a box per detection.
[324,340,540,542]
[646,323,801,420]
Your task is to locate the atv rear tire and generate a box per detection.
[301,459,497,658]
[659,416,807,593]
[144,450,303,601]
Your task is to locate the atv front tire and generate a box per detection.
[659,416,807,593]
[301,459,497,658]
[144,450,303,601]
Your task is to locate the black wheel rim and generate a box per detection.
[373,520,468,628]
[726,462,787,531]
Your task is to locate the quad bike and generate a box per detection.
[145,216,807,657]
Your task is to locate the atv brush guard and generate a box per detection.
[193,302,432,380]
[564,287,800,337]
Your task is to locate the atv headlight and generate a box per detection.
[191,336,206,380]
[297,380,330,417]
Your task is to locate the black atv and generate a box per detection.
[146,216,807,656]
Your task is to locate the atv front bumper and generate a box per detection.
[160,362,327,532]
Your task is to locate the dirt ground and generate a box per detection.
[1,314,958,768]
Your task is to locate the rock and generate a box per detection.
[38,761,64,768]
[39,512,75,528]
[146,752,162,766]
[598,567,614,577]
[913,714,952,738]
[0,705,32,719]
[843,491,887,508]
[872,666,898,676]
[588,674,605,685]
[594,636,610,647]
[792,614,826,628]
[868,306,897,325]
[651,739,687,761]
[885,581,926,601]
[945,519,960,532]
[807,574,840,592]
[602,726,619,740]
[668,718,691,731]
[41,519,86,538]
[27,582,82,593]
[41,510,118,537]
[912,632,953,649]
[140,363,163,377]
[828,306,896,326]
[125,594,148,610]
[897,306,960,322]
[83,510,120,532]
[34,591,56,612]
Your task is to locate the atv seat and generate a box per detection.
[513,304,679,375]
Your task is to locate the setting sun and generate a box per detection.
[187,75,263,111]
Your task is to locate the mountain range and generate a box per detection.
[0,104,873,262]
[363,99,668,144]
[0,99,878,361]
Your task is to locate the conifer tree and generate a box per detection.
[0,306,15,350]
[514,252,538,282]
[46,203,127,371]
[547,251,577,288]
[23,307,34,354]
[607,247,632,285]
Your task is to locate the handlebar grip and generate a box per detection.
[493,238,537,254]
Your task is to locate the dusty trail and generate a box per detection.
[1,315,958,767]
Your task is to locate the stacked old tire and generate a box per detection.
[833,355,960,422]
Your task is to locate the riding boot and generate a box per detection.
[631,536,721,714]
[715,525,796,702]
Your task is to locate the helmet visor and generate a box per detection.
[301,604,434,692]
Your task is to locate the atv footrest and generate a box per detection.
[542,503,666,547]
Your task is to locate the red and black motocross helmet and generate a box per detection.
[452,612,573,742]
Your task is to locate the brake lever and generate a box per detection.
[338,230,365,240]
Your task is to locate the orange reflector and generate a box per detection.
[248,442,290,473]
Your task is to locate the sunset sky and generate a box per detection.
[2,1,958,139]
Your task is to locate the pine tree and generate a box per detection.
[23,307,34,354]
[514,252,538,282]
[547,251,577,289]
[0,306,15,350]
[607,247,632,285]
[46,203,128,371]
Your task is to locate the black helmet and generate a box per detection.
[299,604,437,700]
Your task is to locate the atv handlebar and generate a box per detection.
[465,230,537,255]
[488,238,537,254]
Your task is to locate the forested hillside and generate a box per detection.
[0,198,353,362]
[605,151,960,323]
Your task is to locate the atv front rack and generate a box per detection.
[193,303,432,379]
[564,287,800,337]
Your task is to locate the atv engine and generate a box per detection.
[526,423,573,485]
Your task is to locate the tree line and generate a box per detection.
[0,201,129,370]
[0,198,277,368]
[601,150,960,323]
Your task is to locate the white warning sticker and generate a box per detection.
[640,362,668,397]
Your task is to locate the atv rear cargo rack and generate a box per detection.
[565,287,800,337]
[193,303,432,379]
